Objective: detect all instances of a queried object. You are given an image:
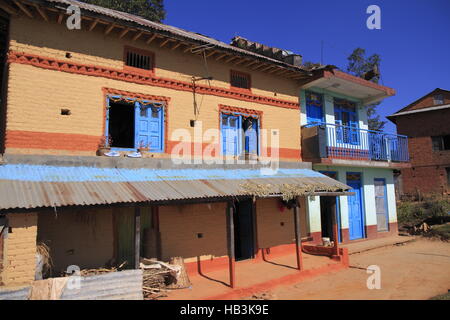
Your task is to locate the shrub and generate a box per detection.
[397,198,450,227]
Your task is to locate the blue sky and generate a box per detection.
[165,0,450,133]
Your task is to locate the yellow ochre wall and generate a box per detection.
[4,16,301,161]
[2,213,38,286]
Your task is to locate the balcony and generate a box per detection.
[301,122,409,164]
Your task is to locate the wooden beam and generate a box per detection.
[134,206,141,269]
[267,67,282,74]
[13,0,33,18]
[244,60,259,68]
[225,56,238,63]
[251,62,267,70]
[259,65,275,72]
[159,38,171,48]
[274,69,291,76]
[33,4,48,22]
[57,13,64,24]
[119,28,130,39]
[88,18,99,32]
[226,202,236,288]
[104,23,115,35]
[171,42,182,50]
[329,196,340,256]
[0,2,19,16]
[205,50,217,58]
[215,53,228,61]
[183,45,193,53]
[146,33,157,44]
[132,31,143,41]
[293,198,303,271]
[234,58,248,66]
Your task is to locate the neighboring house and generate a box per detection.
[299,70,410,243]
[0,0,403,289]
[388,88,450,196]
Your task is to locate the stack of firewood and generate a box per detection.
[140,257,191,300]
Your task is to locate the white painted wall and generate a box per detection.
[306,166,397,235]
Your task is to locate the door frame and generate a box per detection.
[374,178,390,232]
[346,172,366,240]
[319,171,342,242]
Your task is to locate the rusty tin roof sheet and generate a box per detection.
[0,164,349,210]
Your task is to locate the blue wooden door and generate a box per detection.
[136,104,163,152]
[222,114,240,155]
[347,177,364,240]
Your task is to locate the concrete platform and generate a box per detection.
[161,252,346,300]
[342,235,416,255]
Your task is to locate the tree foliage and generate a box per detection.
[80,0,165,23]
[346,48,386,131]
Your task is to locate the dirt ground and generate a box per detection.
[251,238,450,300]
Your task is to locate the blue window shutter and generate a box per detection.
[306,104,323,123]
[135,102,163,152]
[349,113,359,145]
[222,114,239,155]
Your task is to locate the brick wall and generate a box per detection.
[158,202,228,263]
[401,90,450,112]
[396,109,450,194]
[37,208,114,274]
[3,213,37,286]
[3,16,302,161]
[256,198,307,248]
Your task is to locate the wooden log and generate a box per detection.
[293,197,303,270]
[227,202,236,288]
[329,196,340,256]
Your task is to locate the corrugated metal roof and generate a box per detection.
[35,0,310,73]
[0,164,349,210]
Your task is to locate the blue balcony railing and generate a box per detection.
[303,122,409,162]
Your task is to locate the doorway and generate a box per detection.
[108,101,135,148]
[319,171,341,242]
[233,199,255,261]
[347,173,365,240]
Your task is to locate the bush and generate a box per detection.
[397,198,450,227]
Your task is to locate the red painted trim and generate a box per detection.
[323,69,396,96]
[123,46,155,75]
[185,243,308,277]
[229,256,236,288]
[5,130,100,151]
[192,262,348,300]
[308,222,399,245]
[8,51,300,110]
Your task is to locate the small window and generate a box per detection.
[432,135,450,151]
[230,70,251,90]
[305,91,324,124]
[124,47,154,72]
[433,94,444,106]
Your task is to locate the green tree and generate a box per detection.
[346,48,386,131]
[80,0,165,23]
